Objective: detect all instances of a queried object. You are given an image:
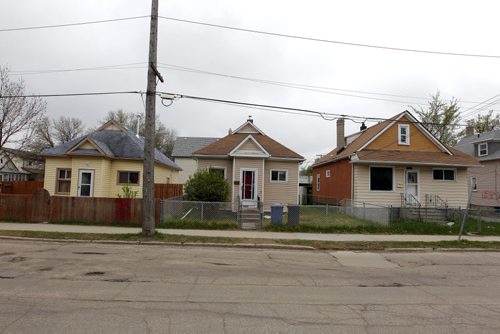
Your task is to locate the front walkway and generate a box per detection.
[1,222,500,242]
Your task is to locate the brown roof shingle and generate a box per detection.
[193,133,303,159]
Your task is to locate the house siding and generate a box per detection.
[174,157,197,184]
[238,139,260,152]
[468,161,500,207]
[353,164,468,208]
[197,158,233,182]
[264,160,300,209]
[312,159,352,204]
[366,115,442,152]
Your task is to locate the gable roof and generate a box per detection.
[193,120,303,160]
[455,129,500,161]
[314,111,480,168]
[42,120,181,170]
[172,137,219,158]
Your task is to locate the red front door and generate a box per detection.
[242,170,255,200]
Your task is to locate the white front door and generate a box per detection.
[405,170,419,204]
[78,170,94,197]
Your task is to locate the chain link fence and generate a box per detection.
[160,200,237,225]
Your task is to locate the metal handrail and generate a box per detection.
[401,193,421,207]
[424,194,448,209]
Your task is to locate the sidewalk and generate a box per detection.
[1,222,500,242]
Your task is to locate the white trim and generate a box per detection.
[369,165,395,192]
[232,157,236,206]
[207,165,227,179]
[432,168,457,182]
[398,124,410,145]
[297,162,300,204]
[240,168,259,202]
[261,159,265,204]
[270,169,288,183]
[352,160,479,168]
[478,142,488,156]
[78,169,94,197]
[326,169,331,178]
[404,169,419,202]
[358,111,452,155]
[316,173,321,192]
[268,157,305,161]
[229,135,270,158]
[233,121,266,135]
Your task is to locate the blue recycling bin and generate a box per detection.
[271,203,284,225]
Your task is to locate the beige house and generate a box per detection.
[193,118,304,210]
[172,137,219,184]
[42,120,180,198]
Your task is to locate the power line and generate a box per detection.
[0,16,149,32]
[165,92,470,127]
[0,91,143,98]
[9,63,146,76]
[158,16,500,59]
[461,93,500,119]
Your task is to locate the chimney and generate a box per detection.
[247,116,253,123]
[336,118,345,152]
[228,128,232,135]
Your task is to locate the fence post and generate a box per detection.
[363,202,366,220]
[326,204,329,216]
[201,202,204,221]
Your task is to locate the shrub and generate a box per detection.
[185,170,230,202]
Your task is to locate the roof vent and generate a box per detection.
[247,116,253,123]
[360,122,367,131]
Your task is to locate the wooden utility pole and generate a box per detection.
[143,0,159,236]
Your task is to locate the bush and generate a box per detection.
[185,170,230,202]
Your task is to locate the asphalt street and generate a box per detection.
[1,239,500,333]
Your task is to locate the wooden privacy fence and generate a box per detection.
[0,190,161,224]
[154,183,183,199]
[0,181,44,195]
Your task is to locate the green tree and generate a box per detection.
[460,110,500,136]
[411,92,461,145]
[185,170,230,202]
[103,110,177,157]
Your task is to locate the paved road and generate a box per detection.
[1,240,500,333]
[2,222,500,242]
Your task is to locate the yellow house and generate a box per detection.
[42,120,181,198]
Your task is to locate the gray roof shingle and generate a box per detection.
[42,123,181,170]
[455,129,500,161]
[172,137,219,157]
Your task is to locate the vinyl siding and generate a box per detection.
[237,124,259,133]
[468,161,500,207]
[238,139,261,152]
[353,164,468,208]
[264,160,299,209]
[45,157,179,198]
[197,158,233,182]
[175,157,197,184]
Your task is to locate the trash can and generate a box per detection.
[271,203,283,225]
[287,204,300,226]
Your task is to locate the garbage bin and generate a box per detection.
[271,203,283,225]
[287,204,300,226]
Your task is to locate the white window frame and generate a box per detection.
[432,168,456,182]
[270,169,288,183]
[326,169,331,178]
[478,143,488,156]
[369,166,395,192]
[208,166,227,179]
[398,124,410,145]
[471,177,478,192]
[316,173,320,191]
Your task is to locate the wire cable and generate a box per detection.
[0,16,149,32]
[159,16,500,59]
[0,91,143,98]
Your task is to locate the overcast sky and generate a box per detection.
[1,0,500,164]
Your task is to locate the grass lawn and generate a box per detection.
[1,229,499,250]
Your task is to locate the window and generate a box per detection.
[56,168,71,194]
[326,169,331,178]
[370,167,393,191]
[433,169,455,181]
[478,143,488,156]
[471,177,478,191]
[398,124,410,145]
[209,167,226,179]
[118,171,140,185]
[271,170,287,182]
[316,173,320,191]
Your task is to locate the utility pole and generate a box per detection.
[143,0,160,236]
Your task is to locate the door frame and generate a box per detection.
[78,169,95,197]
[240,168,258,204]
[404,169,419,203]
